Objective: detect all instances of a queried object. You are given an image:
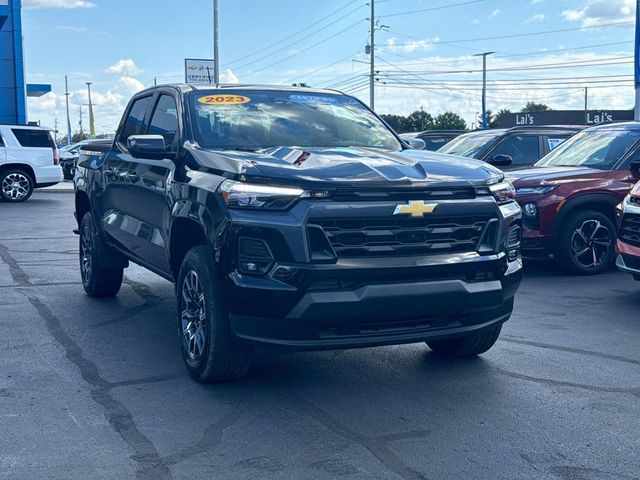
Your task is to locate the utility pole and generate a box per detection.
[213,0,220,85]
[584,87,589,125]
[64,76,72,145]
[475,52,494,129]
[635,0,640,120]
[79,105,84,137]
[369,0,375,110]
[86,82,95,137]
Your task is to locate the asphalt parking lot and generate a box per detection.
[1,192,639,480]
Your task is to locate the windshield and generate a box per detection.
[189,90,401,151]
[438,131,503,158]
[536,129,640,170]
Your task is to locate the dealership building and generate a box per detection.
[0,0,50,125]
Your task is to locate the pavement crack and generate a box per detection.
[501,336,640,366]
[26,295,174,480]
[494,367,639,395]
[286,392,430,480]
[0,241,32,286]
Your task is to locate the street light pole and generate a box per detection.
[213,0,220,85]
[369,0,375,110]
[475,52,494,129]
[635,0,640,120]
[86,82,95,137]
[64,76,72,145]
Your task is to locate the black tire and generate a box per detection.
[427,324,502,357]
[177,246,252,383]
[0,168,34,202]
[79,212,123,297]
[556,210,616,275]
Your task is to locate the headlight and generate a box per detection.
[219,180,305,209]
[523,203,538,217]
[489,181,516,204]
[516,186,556,196]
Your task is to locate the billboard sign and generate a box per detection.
[497,110,635,128]
[184,58,216,85]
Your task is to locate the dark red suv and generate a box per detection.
[616,180,640,280]
[506,122,640,274]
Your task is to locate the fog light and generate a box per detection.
[523,203,538,217]
[522,203,538,217]
[507,249,520,262]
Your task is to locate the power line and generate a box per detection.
[223,0,362,67]
[380,0,485,18]
[241,20,365,77]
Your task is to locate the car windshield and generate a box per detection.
[438,131,502,158]
[189,90,402,151]
[536,129,640,170]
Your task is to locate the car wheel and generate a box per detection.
[557,210,616,275]
[0,168,34,202]
[177,246,252,383]
[427,324,502,357]
[79,212,124,297]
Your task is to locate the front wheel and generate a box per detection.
[177,246,252,383]
[0,168,34,202]
[79,212,123,297]
[556,210,616,275]
[427,324,502,357]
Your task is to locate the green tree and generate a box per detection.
[291,82,310,87]
[521,102,549,113]
[72,132,89,143]
[406,109,434,132]
[380,114,409,132]
[434,112,467,130]
[488,108,511,128]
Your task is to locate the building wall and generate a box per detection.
[0,0,26,125]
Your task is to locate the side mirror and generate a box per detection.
[489,154,513,167]
[404,137,426,150]
[127,135,168,159]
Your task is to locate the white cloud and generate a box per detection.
[54,25,87,33]
[562,0,635,27]
[219,69,240,84]
[471,18,480,25]
[385,37,437,54]
[528,13,546,22]
[105,59,142,76]
[489,9,501,18]
[532,0,543,4]
[23,0,96,8]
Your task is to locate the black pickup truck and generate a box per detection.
[75,85,522,382]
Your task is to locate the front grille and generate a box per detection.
[332,187,475,202]
[620,214,640,247]
[311,214,497,258]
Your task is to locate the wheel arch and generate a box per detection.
[75,190,91,228]
[0,163,36,183]
[551,193,620,238]
[169,216,210,281]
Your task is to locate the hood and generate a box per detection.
[506,165,604,187]
[190,146,503,188]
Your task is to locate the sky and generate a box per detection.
[19,0,638,136]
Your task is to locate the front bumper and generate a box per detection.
[616,240,640,280]
[227,253,521,349]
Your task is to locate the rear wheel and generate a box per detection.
[0,168,34,202]
[177,246,252,383]
[556,210,616,275]
[427,324,502,357]
[79,212,123,297]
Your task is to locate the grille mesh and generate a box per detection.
[620,214,640,247]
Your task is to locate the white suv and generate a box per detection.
[0,125,63,202]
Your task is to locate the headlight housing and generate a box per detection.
[488,181,516,204]
[516,186,556,197]
[218,180,329,210]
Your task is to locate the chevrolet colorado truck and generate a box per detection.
[74,85,522,382]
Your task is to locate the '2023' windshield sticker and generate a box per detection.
[197,95,251,105]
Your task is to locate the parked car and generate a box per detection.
[59,140,103,180]
[616,181,640,280]
[0,125,62,202]
[74,84,522,382]
[438,126,583,170]
[400,130,467,151]
[507,122,640,274]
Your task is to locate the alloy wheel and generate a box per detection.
[570,219,612,269]
[180,271,207,361]
[1,173,30,200]
[80,221,93,284]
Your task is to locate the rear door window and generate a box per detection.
[546,136,570,152]
[120,96,153,143]
[491,135,540,165]
[11,129,55,148]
